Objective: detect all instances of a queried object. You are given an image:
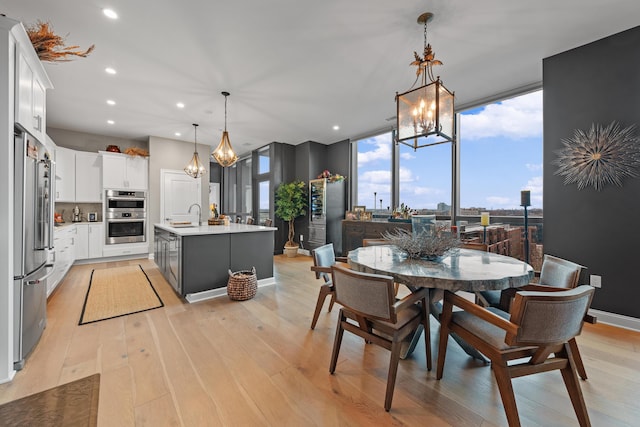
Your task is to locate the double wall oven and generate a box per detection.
[105,190,146,244]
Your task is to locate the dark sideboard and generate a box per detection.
[341,220,411,255]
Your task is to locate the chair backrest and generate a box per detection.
[246,217,254,225]
[539,255,584,288]
[263,218,273,227]
[507,285,595,346]
[362,238,388,247]
[312,243,337,282]
[331,264,396,323]
[235,215,242,223]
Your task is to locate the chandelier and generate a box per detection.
[184,123,206,178]
[212,91,238,167]
[396,12,455,150]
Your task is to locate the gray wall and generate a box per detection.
[48,127,147,153]
[148,136,211,253]
[543,25,640,319]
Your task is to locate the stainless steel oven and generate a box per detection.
[105,190,147,244]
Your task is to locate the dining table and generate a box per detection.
[347,245,534,367]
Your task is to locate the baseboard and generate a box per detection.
[185,277,276,304]
[588,308,640,332]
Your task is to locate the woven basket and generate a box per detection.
[227,267,257,301]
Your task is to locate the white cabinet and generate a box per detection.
[75,223,104,260]
[55,146,76,201]
[102,152,148,190]
[75,152,102,202]
[15,47,49,142]
[48,226,76,297]
[55,149,102,202]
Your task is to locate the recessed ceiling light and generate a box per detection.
[176,102,185,109]
[103,9,118,19]
[106,99,116,106]
[175,132,181,137]
[333,125,340,131]
[107,120,115,125]
[105,67,116,75]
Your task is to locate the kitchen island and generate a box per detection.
[154,223,277,302]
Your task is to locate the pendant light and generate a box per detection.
[396,12,455,150]
[184,123,206,178]
[212,91,238,167]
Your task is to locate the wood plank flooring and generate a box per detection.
[1,256,639,426]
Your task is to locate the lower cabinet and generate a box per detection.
[75,223,104,260]
[48,225,76,297]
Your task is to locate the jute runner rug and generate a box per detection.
[0,374,100,426]
[79,264,163,325]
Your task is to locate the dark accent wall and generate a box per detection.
[543,25,640,319]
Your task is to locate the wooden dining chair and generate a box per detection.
[263,218,273,227]
[245,216,254,225]
[330,264,429,411]
[362,238,401,295]
[437,285,595,427]
[484,254,593,380]
[309,243,347,329]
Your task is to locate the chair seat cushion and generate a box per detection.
[452,310,514,350]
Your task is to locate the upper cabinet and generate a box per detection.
[55,146,75,202]
[14,30,52,142]
[101,151,148,190]
[75,152,102,202]
[55,148,102,202]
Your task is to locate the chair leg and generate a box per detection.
[384,339,402,412]
[311,284,333,330]
[559,345,592,427]
[568,337,588,380]
[492,362,521,427]
[422,297,432,371]
[328,292,336,312]
[329,311,346,374]
[436,299,453,380]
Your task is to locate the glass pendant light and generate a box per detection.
[212,91,238,167]
[184,123,206,178]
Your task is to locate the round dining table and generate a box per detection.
[347,245,534,364]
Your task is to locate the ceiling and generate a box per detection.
[2,1,639,157]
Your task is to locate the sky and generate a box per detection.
[357,90,543,212]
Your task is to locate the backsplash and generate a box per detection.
[55,202,103,223]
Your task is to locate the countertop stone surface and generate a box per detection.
[154,222,277,236]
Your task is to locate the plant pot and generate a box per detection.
[283,245,299,258]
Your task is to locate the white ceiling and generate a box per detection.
[2,1,639,156]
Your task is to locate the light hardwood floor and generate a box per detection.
[1,255,639,426]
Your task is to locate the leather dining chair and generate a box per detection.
[329,264,429,412]
[437,285,595,427]
[309,243,347,329]
[362,238,401,295]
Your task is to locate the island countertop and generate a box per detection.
[154,222,277,236]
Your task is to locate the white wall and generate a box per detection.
[148,136,210,252]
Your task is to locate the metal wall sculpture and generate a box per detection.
[554,121,640,191]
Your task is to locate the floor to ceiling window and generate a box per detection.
[458,90,543,217]
[398,142,452,215]
[355,132,393,210]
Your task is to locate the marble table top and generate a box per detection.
[347,245,534,292]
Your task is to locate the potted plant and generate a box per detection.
[275,180,308,257]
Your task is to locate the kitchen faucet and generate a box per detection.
[188,203,201,225]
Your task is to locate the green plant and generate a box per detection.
[274,180,308,247]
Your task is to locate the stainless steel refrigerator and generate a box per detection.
[13,126,53,370]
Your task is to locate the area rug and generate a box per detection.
[79,264,163,325]
[0,374,100,426]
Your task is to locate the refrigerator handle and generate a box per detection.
[35,159,52,250]
[26,263,54,286]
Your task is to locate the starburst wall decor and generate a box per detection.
[554,121,640,191]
